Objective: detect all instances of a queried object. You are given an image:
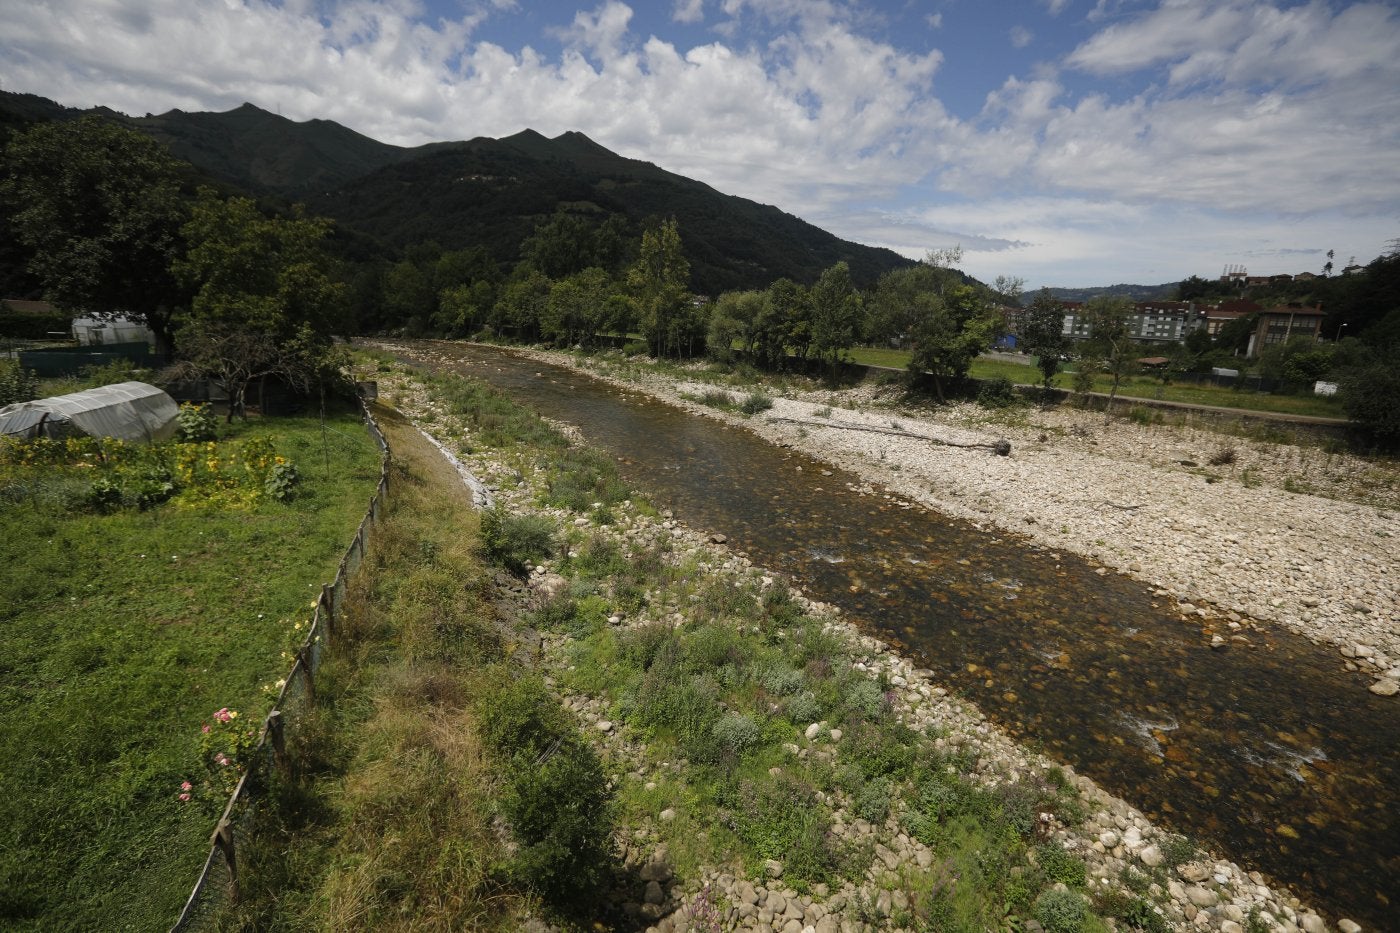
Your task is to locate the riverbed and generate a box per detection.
[381,341,1398,931]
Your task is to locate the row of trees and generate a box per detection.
[1,117,347,418]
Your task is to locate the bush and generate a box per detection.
[1341,363,1400,446]
[785,691,822,724]
[739,392,774,415]
[976,376,1019,408]
[1034,888,1089,933]
[0,360,39,407]
[721,776,843,888]
[699,390,735,409]
[175,403,218,442]
[854,776,891,823]
[842,678,888,720]
[263,461,299,502]
[622,339,649,356]
[1035,842,1087,888]
[711,712,762,759]
[760,664,805,697]
[502,738,615,912]
[479,507,555,576]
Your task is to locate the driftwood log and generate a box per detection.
[768,417,1011,456]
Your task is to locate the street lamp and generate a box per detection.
[1337,322,1349,341]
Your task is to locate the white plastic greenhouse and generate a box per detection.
[0,382,179,442]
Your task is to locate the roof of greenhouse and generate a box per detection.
[0,381,179,443]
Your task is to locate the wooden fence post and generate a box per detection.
[320,584,334,642]
[213,818,239,904]
[298,650,315,707]
[267,710,289,779]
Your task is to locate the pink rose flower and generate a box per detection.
[178,792,191,802]
[181,781,192,792]
[202,724,210,734]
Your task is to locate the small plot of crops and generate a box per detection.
[0,405,380,930]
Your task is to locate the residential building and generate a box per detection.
[1246,305,1324,358]
[1204,299,1261,336]
[1061,300,1204,345]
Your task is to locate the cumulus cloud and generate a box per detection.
[1009,25,1033,48]
[673,0,704,23]
[0,0,1395,284]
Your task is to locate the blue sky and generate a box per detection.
[3,0,1398,287]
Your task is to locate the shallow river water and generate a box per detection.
[399,342,1398,929]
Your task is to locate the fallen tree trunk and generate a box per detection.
[767,417,1011,456]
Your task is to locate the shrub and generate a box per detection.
[711,712,762,759]
[1034,888,1089,933]
[854,776,892,823]
[1035,842,1087,888]
[843,678,888,721]
[622,339,648,356]
[479,507,554,576]
[476,671,572,760]
[175,402,218,442]
[739,392,774,415]
[0,359,39,407]
[760,664,805,696]
[699,390,735,409]
[502,738,615,912]
[1208,445,1237,466]
[977,376,1018,409]
[721,776,842,888]
[263,460,299,502]
[785,691,822,724]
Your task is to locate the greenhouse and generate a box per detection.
[0,381,179,442]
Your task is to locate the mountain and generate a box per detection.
[1032,282,1177,304]
[0,92,913,295]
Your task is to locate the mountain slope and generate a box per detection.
[0,92,913,293]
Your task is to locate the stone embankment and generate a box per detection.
[532,350,1399,698]
[375,352,1369,933]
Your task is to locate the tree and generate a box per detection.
[1077,297,1137,420]
[627,218,690,358]
[1,116,190,352]
[171,190,345,420]
[809,261,861,369]
[541,267,611,347]
[1019,288,1069,398]
[905,283,1000,402]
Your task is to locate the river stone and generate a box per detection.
[814,918,841,933]
[1338,920,1362,933]
[596,720,614,732]
[1178,863,1211,883]
[1300,914,1327,933]
[1139,844,1165,867]
[1368,679,1399,696]
[659,808,676,822]
[1185,885,1218,908]
[643,880,665,905]
[737,880,758,905]
[1221,922,1244,933]
[1099,830,1120,848]
[764,858,784,878]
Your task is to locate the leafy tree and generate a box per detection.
[1020,288,1069,396]
[435,280,496,337]
[1257,336,1333,391]
[628,218,690,357]
[492,269,552,340]
[541,267,611,347]
[170,190,345,420]
[749,279,805,369]
[1,116,190,352]
[809,261,861,369]
[905,281,1000,402]
[865,264,943,348]
[1077,297,1138,419]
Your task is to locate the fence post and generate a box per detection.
[320,584,334,643]
[267,709,289,779]
[213,818,239,904]
[298,650,315,706]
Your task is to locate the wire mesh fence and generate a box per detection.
[170,401,390,932]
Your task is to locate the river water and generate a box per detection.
[398,341,1398,929]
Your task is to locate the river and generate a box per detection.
[395,341,1398,930]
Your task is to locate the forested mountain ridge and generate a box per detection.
[0,91,913,294]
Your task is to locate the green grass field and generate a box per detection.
[846,347,1347,419]
[0,412,380,930]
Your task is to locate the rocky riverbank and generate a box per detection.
[514,347,1399,699]
[372,343,1377,933]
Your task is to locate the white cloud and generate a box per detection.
[1045,0,1072,15]
[1010,25,1033,48]
[0,0,1396,286]
[673,0,704,23]
[926,12,943,29]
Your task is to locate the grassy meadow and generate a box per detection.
[0,410,380,930]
